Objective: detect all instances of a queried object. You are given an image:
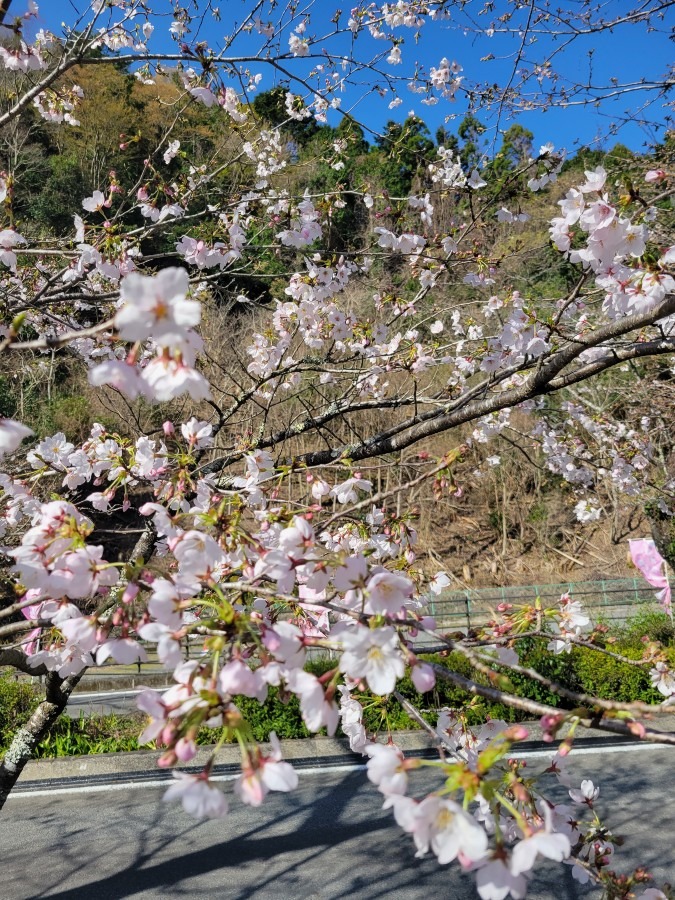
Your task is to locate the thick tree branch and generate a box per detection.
[0,526,156,810]
[0,0,12,29]
[0,647,47,676]
[430,663,675,746]
[297,297,675,467]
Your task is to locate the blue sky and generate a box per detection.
[23,0,675,156]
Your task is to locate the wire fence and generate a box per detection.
[426,577,660,634]
[73,577,663,677]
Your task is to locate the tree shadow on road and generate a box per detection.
[10,755,675,900]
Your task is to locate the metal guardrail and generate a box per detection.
[426,577,660,632]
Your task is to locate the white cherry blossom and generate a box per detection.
[163,774,229,819]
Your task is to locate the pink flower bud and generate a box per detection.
[160,724,177,746]
[505,725,529,742]
[175,737,197,762]
[262,628,281,652]
[158,750,177,768]
[163,420,175,436]
[627,721,646,738]
[411,662,436,693]
[122,583,139,604]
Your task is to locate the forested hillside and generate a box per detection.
[2,51,673,587]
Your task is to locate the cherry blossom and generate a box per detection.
[339,625,405,695]
[412,796,489,865]
[163,773,229,819]
[338,685,367,752]
[475,858,528,900]
[0,419,33,455]
[115,268,199,347]
[366,743,409,795]
[330,477,373,504]
[0,229,26,271]
[510,822,571,876]
[650,662,675,697]
[468,170,487,189]
[364,570,412,615]
[180,418,213,450]
[82,190,108,212]
[163,140,181,164]
[569,780,599,805]
[411,662,436,693]
[429,572,451,595]
[235,733,298,806]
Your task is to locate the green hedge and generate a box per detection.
[0,624,672,758]
[571,645,664,704]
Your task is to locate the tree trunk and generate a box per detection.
[0,525,156,809]
[0,670,83,809]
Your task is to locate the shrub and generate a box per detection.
[613,608,675,650]
[402,652,520,725]
[0,674,40,749]
[571,644,664,704]
[231,690,312,742]
[507,638,581,708]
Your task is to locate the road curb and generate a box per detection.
[17,733,399,786]
[16,715,675,790]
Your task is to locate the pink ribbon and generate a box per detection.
[629,539,672,616]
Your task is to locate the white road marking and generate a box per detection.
[9,764,366,799]
[8,741,672,799]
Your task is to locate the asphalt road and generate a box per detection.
[1,745,674,900]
